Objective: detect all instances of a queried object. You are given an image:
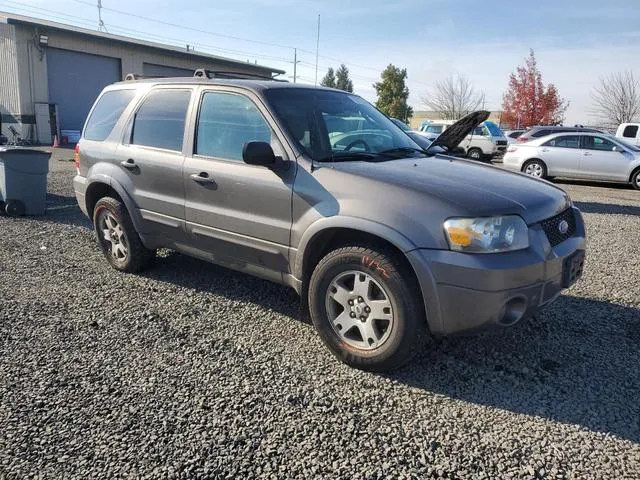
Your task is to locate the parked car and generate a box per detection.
[503,132,640,189]
[516,126,603,144]
[418,120,507,161]
[389,117,433,150]
[74,78,585,371]
[615,122,640,146]
[504,129,526,144]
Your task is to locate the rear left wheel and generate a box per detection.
[93,196,155,273]
[522,159,547,179]
[308,245,427,372]
[631,169,640,190]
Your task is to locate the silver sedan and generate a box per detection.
[502,132,640,190]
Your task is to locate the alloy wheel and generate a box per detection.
[325,270,394,350]
[99,212,128,261]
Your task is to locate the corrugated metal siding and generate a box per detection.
[47,47,121,131]
[0,22,21,121]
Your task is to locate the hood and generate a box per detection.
[328,156,571,225]
[429,111,490,151]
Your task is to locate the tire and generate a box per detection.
[93,196,155,273]
[522,159,547,179]
[467,148,483,161]
[631,169,640,190]
[5,199,25,216]
[308,245,427,372]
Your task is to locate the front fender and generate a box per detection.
[293,215,418,280]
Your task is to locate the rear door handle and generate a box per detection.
[583,152,592,156]
[190,172,216,183]
[120,159,137,170]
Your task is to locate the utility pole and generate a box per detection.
[292,48,300,83]
[97,0,107,32]
[314,14,320,86]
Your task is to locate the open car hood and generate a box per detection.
[429,110,491,151]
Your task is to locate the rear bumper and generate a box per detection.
[73,175,89,218]
[407,207,586,336]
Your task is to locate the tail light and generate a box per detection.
[74,143,80,173]
[507,146,518,153]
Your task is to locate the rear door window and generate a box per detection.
[543,135,580,148]
[84,89,136,141]
[130,89,191,151]
[622,125,638,138]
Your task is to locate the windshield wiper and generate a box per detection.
[377,147,428,157]
[317,151,378,162]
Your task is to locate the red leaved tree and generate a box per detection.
[501,50,568,129]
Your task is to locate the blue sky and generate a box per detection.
[3,0,640,123]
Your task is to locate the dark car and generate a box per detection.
[517,125,603,143]
[73,78,585,372]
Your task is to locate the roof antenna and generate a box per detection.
[97,0,108,32]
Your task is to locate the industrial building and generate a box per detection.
[0,12,285,145]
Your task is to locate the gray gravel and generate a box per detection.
[1,150,639,479]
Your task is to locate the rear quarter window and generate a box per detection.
[84,89,136,141]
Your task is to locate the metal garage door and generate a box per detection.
[143,63,194,77]
[47,48,121,132]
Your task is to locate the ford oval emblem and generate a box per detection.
[558,220,569,234]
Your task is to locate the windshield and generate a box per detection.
[390,118,411,132]
[264,88,422,161]
[484,121,503,137]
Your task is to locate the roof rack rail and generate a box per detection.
[193,68,288,82]
[124,73,165,81]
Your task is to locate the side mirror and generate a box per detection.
[243,141,276,167]
[612,145,624,153]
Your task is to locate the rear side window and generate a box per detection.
[131,89,191,151]
[84,89,135,141]
[623,125,638,138]
[195,91,275,162]
[543,135,580,148]
[532,129,552,138]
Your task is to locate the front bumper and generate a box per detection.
[406,207,586,336]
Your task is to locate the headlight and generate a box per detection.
[443,216,529,253]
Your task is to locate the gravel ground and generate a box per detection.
[1,150,639,479]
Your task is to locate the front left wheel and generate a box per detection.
[93,196,155,273]
[308,245,427,372]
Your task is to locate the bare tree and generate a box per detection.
[421,74,485,120]
[591,70,640,127]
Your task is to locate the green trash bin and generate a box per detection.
[0,147,51,216]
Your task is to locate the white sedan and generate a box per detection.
[503,132,640,190]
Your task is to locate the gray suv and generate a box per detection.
[74,78,586,371]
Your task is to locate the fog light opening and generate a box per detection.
[499,297,527,326]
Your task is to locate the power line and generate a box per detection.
[1,1,293,64]
[70,0,296,51]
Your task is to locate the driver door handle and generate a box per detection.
[583,152,592,156]
[190,172,216,183]
[120,158,137,170]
